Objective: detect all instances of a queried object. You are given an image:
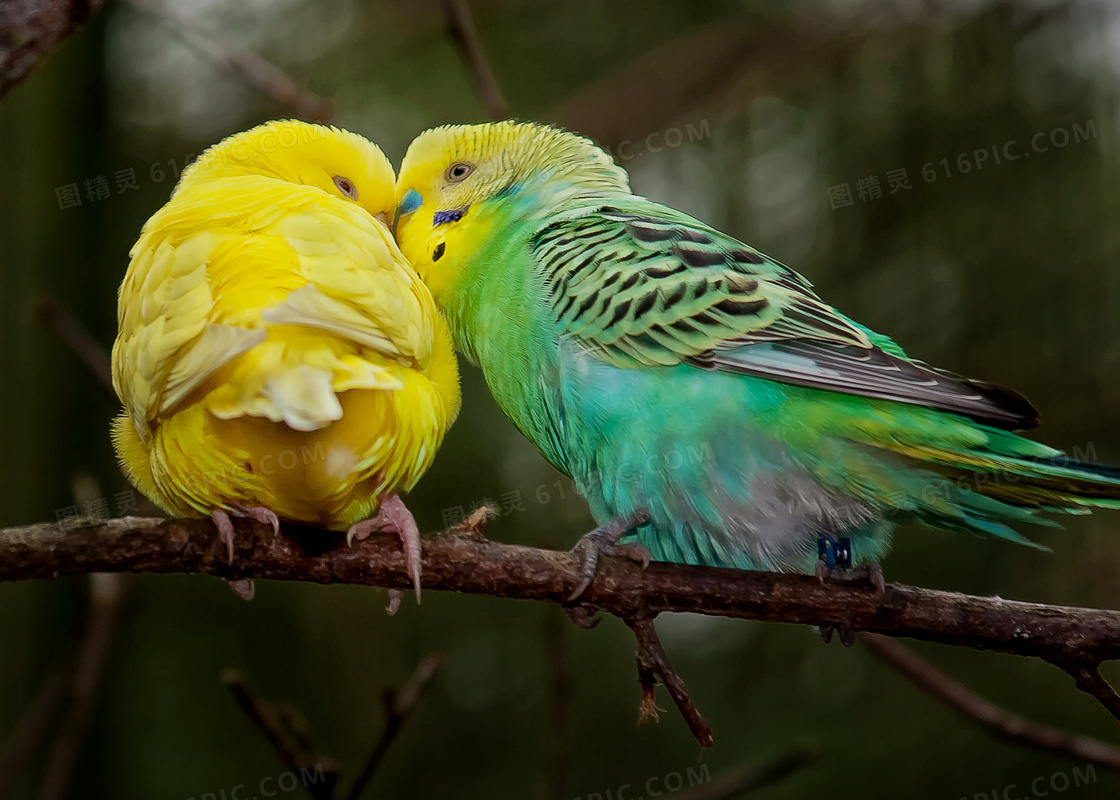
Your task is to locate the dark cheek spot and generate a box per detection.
[433,242,446,262]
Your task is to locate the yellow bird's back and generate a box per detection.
[111,120,460,536]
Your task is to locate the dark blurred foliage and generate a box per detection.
[2,0,1120,797]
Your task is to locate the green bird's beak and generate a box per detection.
[392,189,423,236]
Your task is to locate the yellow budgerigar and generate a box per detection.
[111,120,460,598]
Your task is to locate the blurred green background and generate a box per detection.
[3,0,1120,797]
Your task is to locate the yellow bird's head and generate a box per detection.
[393,121,629,298]
[179,119,398,222]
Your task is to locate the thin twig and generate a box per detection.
[0,664,71,798]
[863,634,1120,772]
[37,573,126,800]
[126,0,333,122]
[1063,665,1120,725]
[0,0,105,99]
[438,0,509,121]
[31,296,114,398]
[342,654,443,800]
[222,670,339,800]
[675,747,819,800]
[626,615,713,747]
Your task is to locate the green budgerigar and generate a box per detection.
[394,120,1120,590]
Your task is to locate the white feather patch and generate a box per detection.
[160,324,267,417]
[262,284,399,355]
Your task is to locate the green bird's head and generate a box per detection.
[394,121,629,300]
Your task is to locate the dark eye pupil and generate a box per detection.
[333,176,356,198]
[453,166,465,177]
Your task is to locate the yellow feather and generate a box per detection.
[111,120,460,530]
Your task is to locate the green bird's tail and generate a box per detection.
[972,453,1120,509]
[894,438,1120,547]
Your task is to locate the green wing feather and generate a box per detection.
[533,203,1038,430]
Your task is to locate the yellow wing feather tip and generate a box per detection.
[112,121,460,530]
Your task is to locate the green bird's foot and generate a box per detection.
[815,536,885,646]
[818,619,857,647]
[565,511,651,603]
[815,560,887,597]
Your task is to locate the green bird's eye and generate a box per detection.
[333,176,358,200]
[445,162,473,183]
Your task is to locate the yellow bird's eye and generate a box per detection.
[333,176,358,200]
[445,162,473,183]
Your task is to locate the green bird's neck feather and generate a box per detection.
[437,179,627,471]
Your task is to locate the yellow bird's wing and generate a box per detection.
[113,176,436,441]
[261,197,436,366]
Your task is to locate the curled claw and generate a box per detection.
[210,509,237,566]
[346,525,367,550]
[346,494,423,602]
[563,605,601,629]
[566,510,651,604]
[235,504,280,537]
[386,589,403,616]
[229,579,256,601]
[211,509,258,600]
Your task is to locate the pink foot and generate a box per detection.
[211,509,237,565]
[386,589,403,616]
[346,493,422,602]
[210,509,257,601]
[229,579,256,601]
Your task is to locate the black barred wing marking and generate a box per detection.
[531,205,1037,429]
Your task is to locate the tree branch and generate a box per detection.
[31,296,113,398]
[37,573,126,800]
[438,0,509,121]
[223,670,339,800]
[627,614,713,747]
[5,516,1120,663]
[5,515,1120,747]
[0,0,104,99]
[862,634,1120,772]
[1063,665,1120,725]
[342,654,442,800]
[0,664,70,798]
[125,0,332,122]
